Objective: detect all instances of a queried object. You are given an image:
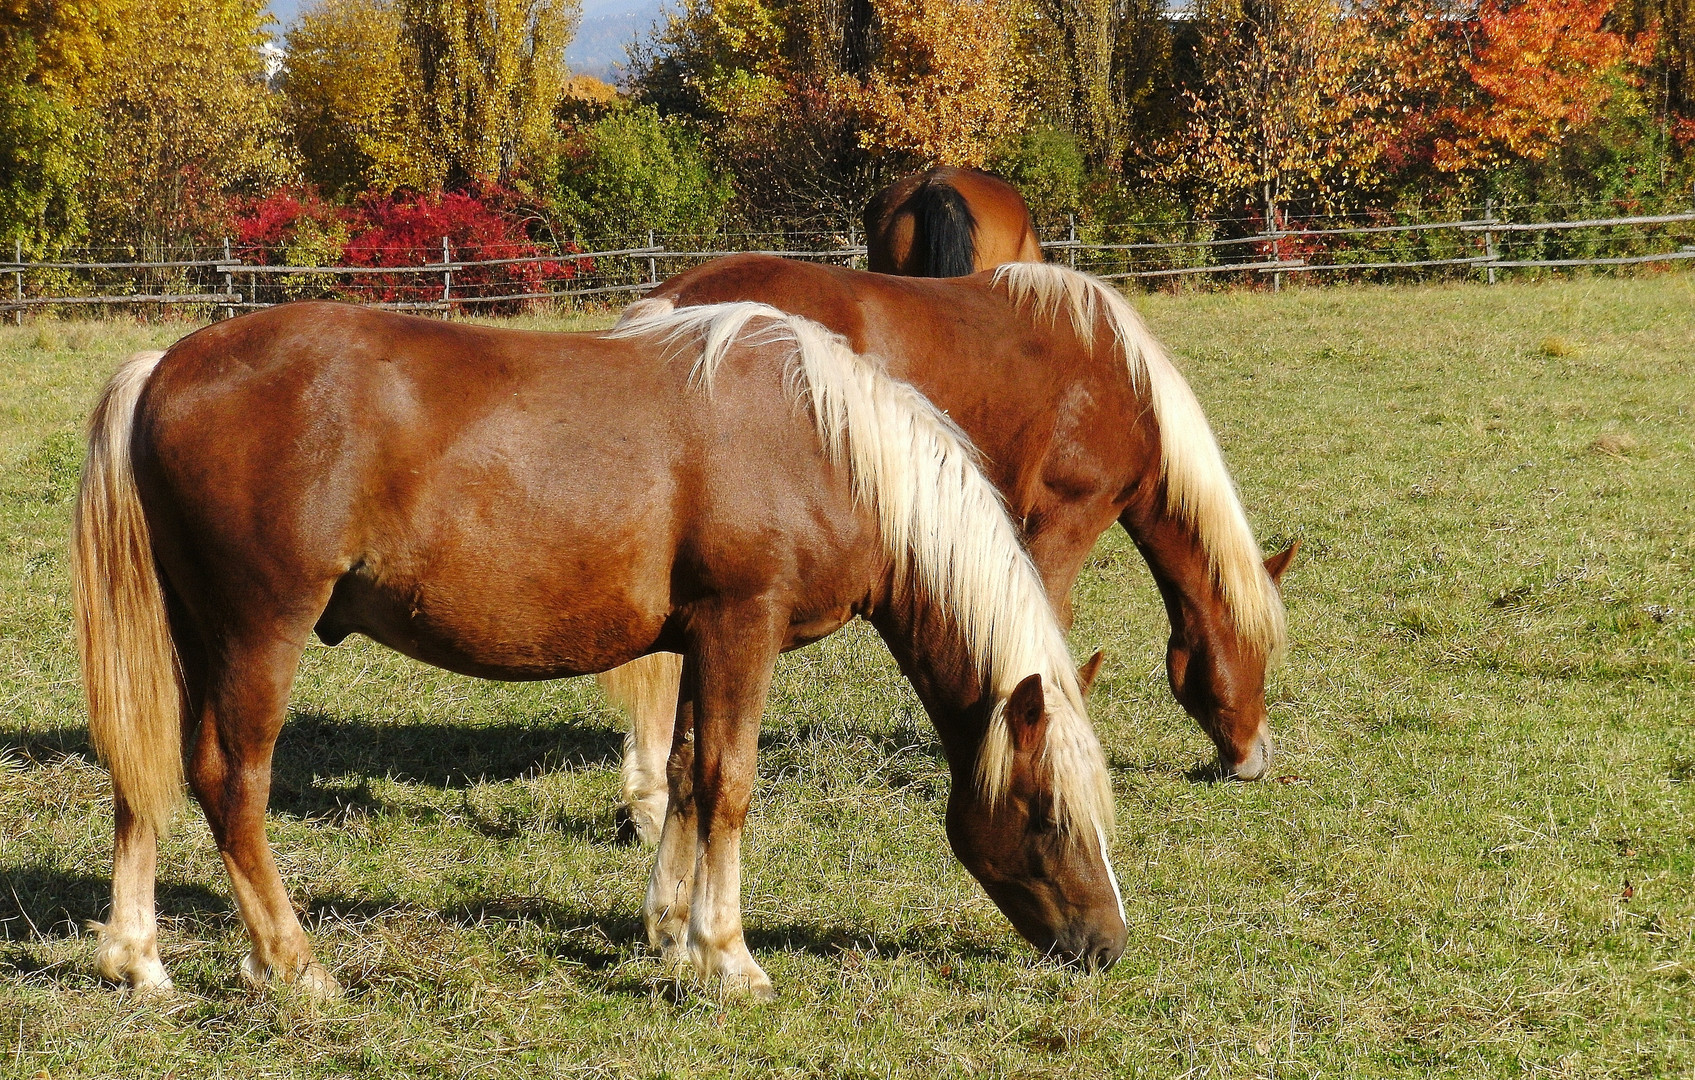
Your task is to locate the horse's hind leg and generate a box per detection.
[644,692,697,967]
[95,609,205,992]
[599,652,684,845]
[95,800,172,991]
[189,626,338,998]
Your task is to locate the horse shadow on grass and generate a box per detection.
[297,890,1015,994]
[0,865,232,948]
[0,725,97,767]
[1,865,1012,996]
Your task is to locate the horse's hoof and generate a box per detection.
[658,939,691,972]
[295,962,344,1002]
[91,922,174,993]
[242,953,343,1001]
[714,968,776,1002]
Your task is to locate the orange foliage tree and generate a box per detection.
[1366,0,1657,183]
[849,0,1027,165]
[1434,0,1657,172]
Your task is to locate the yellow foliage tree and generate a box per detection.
[81,0,297,250]
[0,0,124,92]
[284,0,440,195]
[850,0,1027,165]
[1148,0,1389,218]
[400,0,578,190]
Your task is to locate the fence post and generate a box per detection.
[439,236,453,309]
[1067,215,1077,269]
[647,229,658,289]
[12,240,20,325]
[222,237,234,319]
[848,221,857,268]
[1484,198,1499,285]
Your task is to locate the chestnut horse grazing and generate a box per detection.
[73,301,1125,1001]
[864,166,1044,276]
[603,257,1294,843]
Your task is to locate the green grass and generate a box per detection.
[2,277,1692,1078]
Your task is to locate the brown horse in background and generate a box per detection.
[74,301,1126,1001]
[864,166,1044,276]
[602,257,1296,844]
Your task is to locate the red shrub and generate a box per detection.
[343,187,583,308]
[227,189,348,266]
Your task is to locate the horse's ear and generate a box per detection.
[1264,540,1301,589]
[1005,673,1048,753]
[1077,650,1106,697]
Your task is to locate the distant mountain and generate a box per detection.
[265,0,663,84]
[569,0,664,82]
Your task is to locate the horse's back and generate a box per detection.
[652,257,1145,528]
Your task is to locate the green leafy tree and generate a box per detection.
[0,39,91,255]
[555,105,731,236]
[989,126,1087,230]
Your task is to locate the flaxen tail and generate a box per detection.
[72,350,184,836]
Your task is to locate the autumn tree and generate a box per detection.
[850,0,1027,165]
[399,0,578,191]
[630,0,879,218]
[1439,0,1655,173]
[283,0,439,195]
[1359,0,1660,200]
[78,0,296,251]
[634,0,1029,219]
[1017,0,1136,167]
[1148,0,1390,219]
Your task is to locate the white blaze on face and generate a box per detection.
[1096,823,1127,927]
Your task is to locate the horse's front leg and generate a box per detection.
[679,600,783,999]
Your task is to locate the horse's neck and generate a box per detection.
[867,590,993,779]
[1120,496,1233,650]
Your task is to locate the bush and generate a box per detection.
[988,128,1087,234]
[229,188,350,267]
[343,187,579,307]
[555,106,731,240]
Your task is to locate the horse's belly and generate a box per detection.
[315,560,666,681]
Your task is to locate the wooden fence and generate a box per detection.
[5,208,1693,319]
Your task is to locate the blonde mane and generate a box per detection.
[613,299,1114,835]
[991,263,1287,660]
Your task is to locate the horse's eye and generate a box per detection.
[1028,802,1060,836]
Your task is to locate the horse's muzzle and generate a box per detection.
[1226,728,1275,781]
[1054,920,1128,972]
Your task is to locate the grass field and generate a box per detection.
[1,278,1691,1078]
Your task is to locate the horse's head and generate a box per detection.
[945,657,1127,970]
[1166,542,1299,780]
